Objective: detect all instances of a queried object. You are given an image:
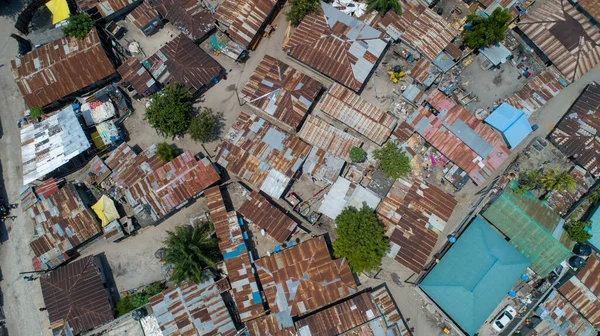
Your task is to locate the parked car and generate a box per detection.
[492,305,516,332]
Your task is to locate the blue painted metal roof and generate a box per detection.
[485,103,532,148]
[588,205,600,250]
[420,216,529,335]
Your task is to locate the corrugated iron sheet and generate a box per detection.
[127,1,160,30]
[518,0,600,83]
[506,67,567,116]
[105,143,163,188]
[247,314,296,336]
[407,58,437,86]
[10,29,115,108]
[550,82,600,177]
[238,190,297,243]
[28,183,101,265]
[255,236,357,318]
[546,166,595,215]
[365,4,457,62]
[376,177,457,273]
[285,2,389,92]
[77,0,136,16]
[559,276,600,328]
[148,279,237,336]
[145,34,222,93]
[444,42,463,61]
[37,177,60,199]
[80,156,111,186]
[576,254,600,297]
[214,0,278,48]
[298,114,362,159]
[215,112,312,199]
[205,186,265,322]
[579,0,600,22]
[40,256,113,335]
[241,55,321,130]
[320,83,397,145]
[303,147,345,184]
[534,289,597,335]
[117,57,156,97]
[149,0,215,41]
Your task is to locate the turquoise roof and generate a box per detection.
[588,205,600,250]
[420,217,529,336]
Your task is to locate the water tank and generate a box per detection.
[573,243,592,256]
[569,256,586,269]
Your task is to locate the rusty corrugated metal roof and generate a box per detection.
[376,177,457,273]
[205,186,265,322]
[303,147,345,184]
[80,156,111,185]
[40,255,113,335]
[506,67,567,116]
[444,42,463,61]
[546,166,595,215]
[146,34,222,93]
[28,184,101,266]
[149,278,237,336]
[214,0,278,48]
[127,1,160,30]
[534,289,597,335]
[576,254,600,297]
[298,114,362,159]
[241,55,322,130]
[559,274,600,328]
[255,236,357,320]
[579,0,600,22]
[320,83,397,145]
[550,82,600,177]
[518,0,600,83]
[105,143,163,188]
[117,57,157,97]
[215,112,312,199]
[365,4,456,62]
[77,0,136,16]
[238,190,297,243]
[285,2,389,92]
[10,29,115,108]
[246,315,296,336]
[407,58,438,87]
[149,0,215,41]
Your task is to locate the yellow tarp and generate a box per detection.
[45,0,70,24]
[92,195,120,227]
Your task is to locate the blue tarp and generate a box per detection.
[252,291,262,304]
[223,243,247,260]
[485,103,532,148]
[588,205,600,251]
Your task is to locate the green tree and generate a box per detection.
[62,14,95,40]
[367,0,402,16]
[566,220,593,244]
[333,205,389,274]
[374,142,411,179]
[115,282,164,316]
[29,106,43,120]
[463,8,511,49]
[161,223,221,284]
[539,168,576,192]
[349,147,366,163]
[145,83,193,137]
[156,142,179,162]
[287,0,320,26]
[189,108,218,142]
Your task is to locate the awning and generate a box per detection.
[92,195,120,227]
[45,0,70,24]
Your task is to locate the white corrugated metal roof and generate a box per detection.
[319,177,381,220]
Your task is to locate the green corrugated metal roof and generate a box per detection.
[482,183,572,277]
[420,217,529,336]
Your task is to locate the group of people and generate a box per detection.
[0,202,17,221]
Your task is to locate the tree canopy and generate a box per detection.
[514,167,576,195]
[287,0,320,26]
[29,106,43,120]
[62,14,95,40]
[463,8,511,49]
[349,147,366,163]
[161,223,221,284]
[374,142,411,179]
[189,107,218,143]
[333,205,389,274]
[145,83,193,137]
[566,220,593,244]
[156,142,179,162]
[367,0,402,16]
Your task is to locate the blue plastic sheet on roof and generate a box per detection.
[485,103,532,149]
[243,232,248,240]
[289,241,294,247]
[274,245,281,252]
[252,291,262,304]
[223,243,247,260]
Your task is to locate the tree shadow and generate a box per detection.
[0,0,25,21]
[211,111,225,141]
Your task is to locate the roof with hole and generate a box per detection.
[420,217,529,336]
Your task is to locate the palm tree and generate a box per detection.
[367,0,402,16]
[552,171,577,193]
[161,223,221,284]
[585,188,600,205]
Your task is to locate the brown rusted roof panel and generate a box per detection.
[546,166,595,215]
[40,256,113,335]
[149,0,215,41]
[214,0,278,48]
[550,82,600,177]
[298,114,362,159]
[77,0,135,16]
[10,30,115,108]
[506,66,567,116]
[247,314,296,336]
[575,254,600,297]
[241,55,322,129]
[128,1,160,30]
[117,57,156,96]
[238,190,297,243]
[579,0,600,22]
[559,276,600,328]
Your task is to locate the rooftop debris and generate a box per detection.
[41,255,113,335]
[148,278,237,335]
[205,186,265,322]
[319,177,381,220]
[240,55,322,130]
[216,112,312,199]
[320,83,397,145]
[238,190,297,243]
[377,177,457,273]
[517,0,600,83]
[148,0,215,41]
[21,105,91,185]
[11,29,115,108]
[550,82,600,177]
[214,0,279,48]
[285,2,389,92]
